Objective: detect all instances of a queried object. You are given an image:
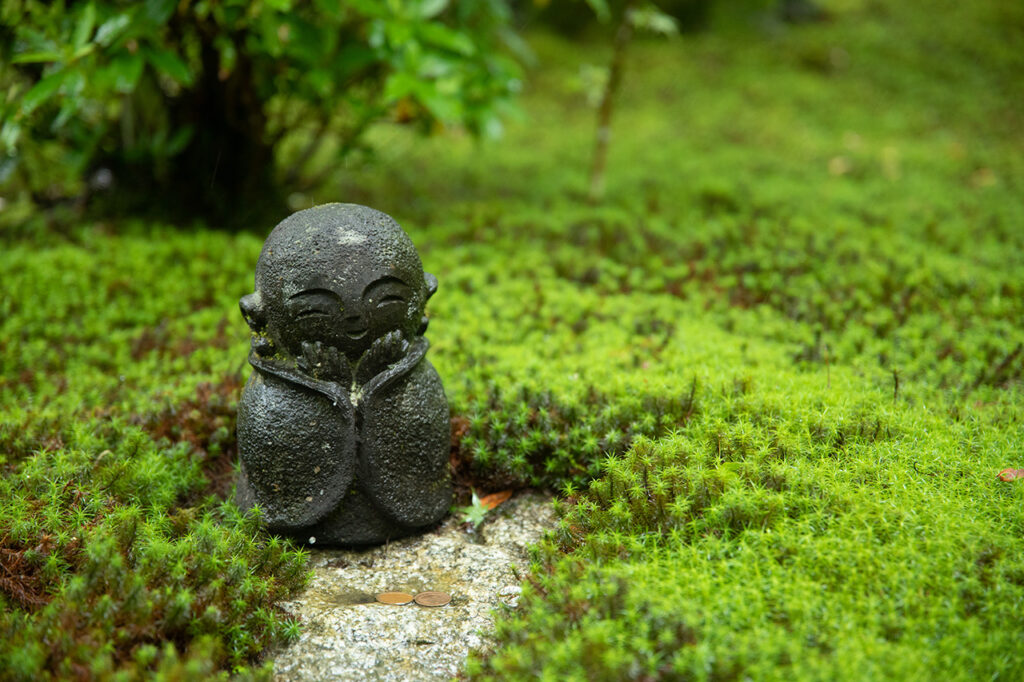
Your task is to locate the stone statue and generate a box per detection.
[235,203,451,545]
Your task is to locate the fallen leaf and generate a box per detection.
[479,490,513,510]
[998,469,1024,482]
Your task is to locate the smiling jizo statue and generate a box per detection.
[236,203,451,545]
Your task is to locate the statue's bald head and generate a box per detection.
[241,204,436,361]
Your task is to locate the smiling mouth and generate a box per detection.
[345,329,368,340]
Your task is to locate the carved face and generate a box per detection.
[242,204,436,363]
[279,271,417,361]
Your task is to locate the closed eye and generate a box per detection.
[376,294,406,307]
[363,276,412,308]
[295,309,330,320]
[288,288,340,320]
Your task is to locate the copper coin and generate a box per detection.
[376,591,414,605]
[414,591,451,607]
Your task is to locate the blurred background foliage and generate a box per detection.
[1,0,526,225]
[0,0,802,228]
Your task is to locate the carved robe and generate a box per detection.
[236,337,450,545]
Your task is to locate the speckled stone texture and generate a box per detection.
[269,491,556,681]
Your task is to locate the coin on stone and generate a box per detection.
[414,591,451,607]
[376,591,414,605]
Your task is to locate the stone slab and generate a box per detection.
[270,491,555,681]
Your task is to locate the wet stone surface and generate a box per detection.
[269,491,556,681]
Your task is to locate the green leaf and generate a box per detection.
[215,37,238,77]
[0,122,22,152]
[383,71,418,101]
[584,0,611,23]
[12,27,58,55]
[384,19,415,47]
[385,69,463,122]
[332,45,377,78]
[416,81,461,123]
[417,22,475,56]
[71,44,97,62]
[0,154,17,184]
[73,3,97,49]
[416,0,449,20]
[11,51,62,65]
[628,7,678,36]
[311,0,344,18]
[344,0,386,18]
[63,70,87,99]
[108,54,145,93]
[143,0,177,24]
[95,14,132,47]
[279,17,326,64]
[302,69,333,98]
[19,71,67,116]
[417,54,456,79]
[164,125,194,156]
[53,101,78,129]
[143,46,193,86]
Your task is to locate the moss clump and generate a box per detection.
[469,399,1024,679]
[0,420,309,679]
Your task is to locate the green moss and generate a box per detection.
[470,408,1024,680]
[0,418,308,678]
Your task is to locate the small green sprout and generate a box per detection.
[459,490,490,529]
[458,489,513,529]
[283,619,302,642]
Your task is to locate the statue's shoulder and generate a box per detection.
[237,367,357,531]
[357,355,450,528]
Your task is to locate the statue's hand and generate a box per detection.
[354,330,409,386]
[298,341,352,385]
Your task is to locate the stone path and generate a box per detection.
[270,491,556,681]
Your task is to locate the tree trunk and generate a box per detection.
[92,26,286,228]
[168,34,282,226]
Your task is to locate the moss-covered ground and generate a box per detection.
[2,0,1023,679]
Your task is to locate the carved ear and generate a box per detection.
[419,273,438,335]
[423,272,438,300]
[239,292,265,332]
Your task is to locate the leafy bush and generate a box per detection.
[0,0,523,223]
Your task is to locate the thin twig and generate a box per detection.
[683,375,697,421]
[824,342,831,389]
[588,0,639,203]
